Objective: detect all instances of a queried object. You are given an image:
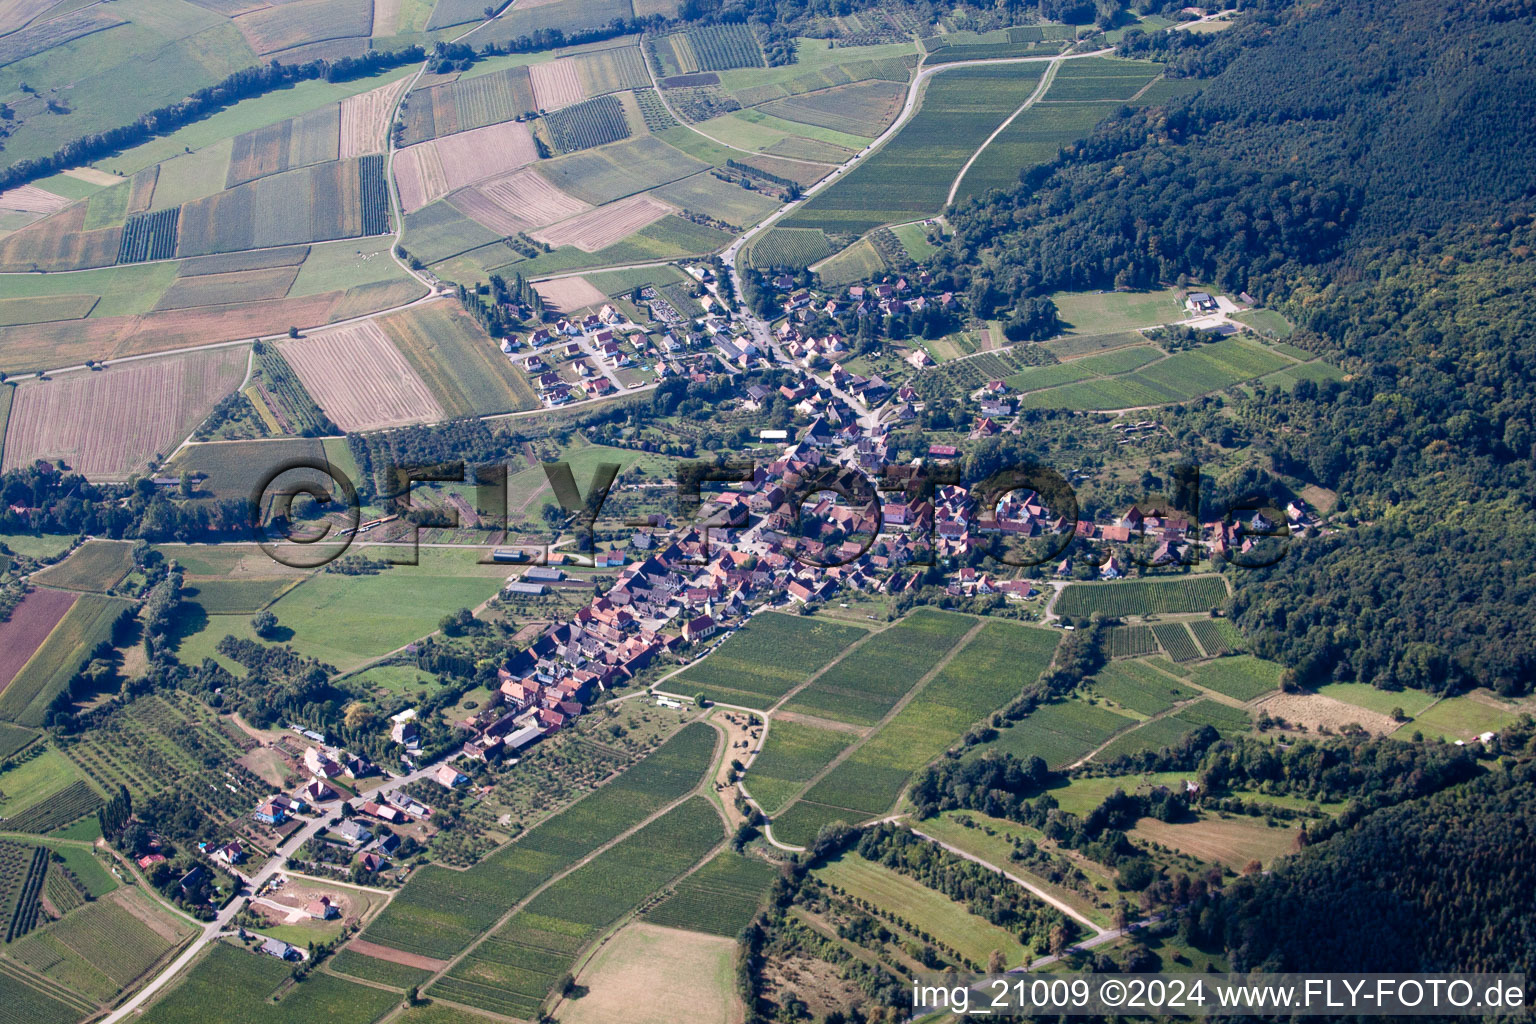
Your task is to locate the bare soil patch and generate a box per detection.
[532,276,608,312]
[0,588,78,694]
[341,75,412,157]
[396,120,538,211]
[345,939,449,970]
[1254,690,1399,736]
[560,922,739,1024]
[278,321,444,430]
[532,194,673,252]
[530,57,585,110]
[0,184,71,214]
[2,348,248,479]
[1130,814,1301,871]
[450,166,590,235]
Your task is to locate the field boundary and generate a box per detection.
[761,617,987,850]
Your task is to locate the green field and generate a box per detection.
[142,941,398,1024]
[172,548,510,672]
[815,238,887,286]
[28,540,134,593]
[1088,660,1198,715]
[0,594,132,726]
[674,612,867,709]
[378,302,540,418]
[1054,576,1228,618]
[1395,696,1520,742]
[891,221,938,260]
[326,949,434,990]
[1316,682,1438,719]
[747,227,834,271]
[1232,307,1295,338]
[361,723,716,959]
[1050,289,1186,334]
[781,609,975,726]
[1018,337,1302,410]
[776,622,1060,845]
[644,851,777,936]
[815,851,1030,967]
[745,719,854,814]
[0,746,92,826]
[1184,655,1283,702]
[10,889,192,1001]
[979,698,1134,768]
[957,100,1117,199]
[436,795,724,1019]
[787,64,1044,234]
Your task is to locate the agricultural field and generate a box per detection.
[1044,56,1163,101]
[745,719,853,815]
[1054,576,1228,618]
[59,691,266,830]
[0,961,89,1024]
[532,194,674,252]
[361,723,716,959]
[375,302,540,417]
[645,851,777,937]
[674,611,867,709]
[225,105,341,187]
[980,697,1134,768]
[28,541,135,593]
[141,941,399,1024]
[437,796,723,1017]
[780,609,974,726]
[1185,655,1284,702]
[173,549,514,671]
[775,620,1059,846]
[543,94,631,152]
[1087,660,1198,716]
[326,948,434,990]
[0,593,132,728]
[654,22,764,75]
[815,238,887,287]
[535,134,709,206]
[1107,624,1160,658]
[786,64,1043,234]
[814,851,1030,967]
[398,66,538,146]
[448,167,593,237]
[0,589,78,697]
[748,227,834,270]
[560,921,739,1024]
[395,121,540,212]
[1017,337,1303,410]
[1233,307,1296,338]
[1130,814,1300,872]
[0,347,247,480]
[1390,695,1519,742]
[1050,289,1187,335]
[278,322,444,432]
[176,156,390,256]
[0,746,97,831]
[9,887,194,1001]
[1152,622,1203,663]
[760,79,906,136]
[651,172,779,228]
[1315,682,1438,719]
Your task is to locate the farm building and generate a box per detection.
[505,581,546,596]
[522,566,565,582]
[435,764,469,788]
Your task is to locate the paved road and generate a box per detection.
[100,761,444,1023]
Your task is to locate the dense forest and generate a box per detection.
[933,0,1536,695]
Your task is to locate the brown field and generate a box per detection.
[345,939,449,970]
[153,267,300,311]
[0,184,72,215]
[1,347,249,479]
[435,120,540,190]
[277,321,444,430]
[326,278,429,322]
[532,276,608,312]
[559,922,739,1024]
[530,57,586,110]
[532,194,673,251]
[62,167,120,187]
[0,294,98,327]
[0,292,345,372]
[30,539,136,592]
[1130,815,1301,872]
[0,0,57,35]
[0,589,78,695]
[0,204,122,272]
[370,0,399,34]
[233,0,372,55]
[397,120,539,210]
[127,167,159,214]
[1253,690,1400,737]
[341,76,412,158]
[393,140,449,212]
[447,166,592,235]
